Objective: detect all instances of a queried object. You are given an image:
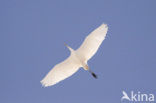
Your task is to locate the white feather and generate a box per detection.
[40,55,81,87]
[76,24,108,61]
[40,24,108,87]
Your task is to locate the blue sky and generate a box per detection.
[0,0,156,103]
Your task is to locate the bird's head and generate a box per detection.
[64,43,74,52]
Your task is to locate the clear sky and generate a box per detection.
[1,0,156,103]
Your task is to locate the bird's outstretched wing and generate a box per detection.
[40,55,81,87]
[76,24,108,61]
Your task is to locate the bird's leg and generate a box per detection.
[87,66,97,79]
[83,64,97,79]
[88,69,98,79]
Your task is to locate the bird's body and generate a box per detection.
[41,24,108,87]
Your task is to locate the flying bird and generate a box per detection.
[40,24,108,87]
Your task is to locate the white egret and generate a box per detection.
[40,24,108,87]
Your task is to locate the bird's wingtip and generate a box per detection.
[101,23,108,28]
[40,79,57,87]
[40,80,48,87]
